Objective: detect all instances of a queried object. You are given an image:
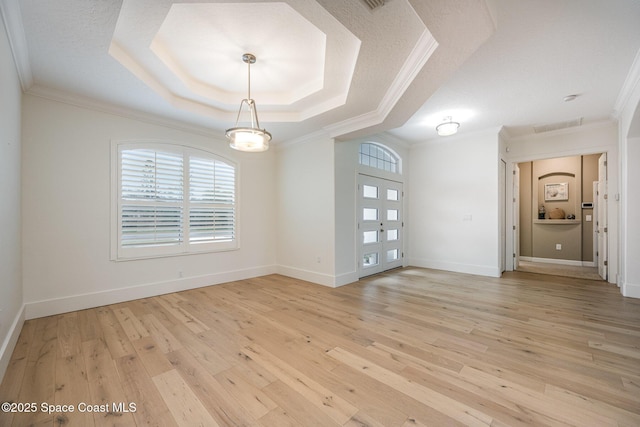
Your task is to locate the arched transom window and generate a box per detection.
[359,142,400,173]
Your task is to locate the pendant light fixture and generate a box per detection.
[436,116,460,136]
[225,53,272,152]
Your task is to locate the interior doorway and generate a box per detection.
[512,153,607,281]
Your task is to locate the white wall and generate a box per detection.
[276,136,336,286]
[506,121,619,285]
[408,129,501,277]
[0,14,24,380]
[21,95,277,318]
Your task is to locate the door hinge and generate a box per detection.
[513,225,516,230]
[513,253,516,258]
[604,194,608,200]
[402,252,404,258]
[604,260,608,266]
[604,227,608,233]
[513,170,516,175]
[604,161,607,167]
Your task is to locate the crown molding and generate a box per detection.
[613,47,640,119]
[26,84,224,140]
[0,0,33,90]
[324,29,438,138]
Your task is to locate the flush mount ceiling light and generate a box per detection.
[225,53,272,152]
[436,116,460,136]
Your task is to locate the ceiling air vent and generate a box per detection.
[533,117,583,133]
[362,0,385,10]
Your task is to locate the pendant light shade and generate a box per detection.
[226,54,271,152]
[436,116,460,136]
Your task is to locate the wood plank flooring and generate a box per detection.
[1,267,639,426]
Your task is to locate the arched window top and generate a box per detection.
[359,142,401,173]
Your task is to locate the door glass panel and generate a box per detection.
[363,208,378,221]
[363,230,378,244]
[363,252,378,267]
[387,189,398,201]
[387,229,398,241]
[387,249,398,261]
[363,185,378,199]
[387,209,398,221]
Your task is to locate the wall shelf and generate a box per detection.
[534,219,581,225]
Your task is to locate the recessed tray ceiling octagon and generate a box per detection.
[109,0,361,123]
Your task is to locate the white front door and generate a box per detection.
[357,174,403,278]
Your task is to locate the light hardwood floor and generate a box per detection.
[1,267,639,426]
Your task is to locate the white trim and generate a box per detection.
[27,85,222,140]
[0,0,33,90]
[276,265,337,288]
[111,140,239,261]
[0,304,25,382]
[408,258,502,278]
[324,29,438,138]
[334,271,358,287]
[613,48,640,118]
[24,266,276,320]
[622,280,640,299]
[519,256,586,267]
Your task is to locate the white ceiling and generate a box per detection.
[4,0,640,145]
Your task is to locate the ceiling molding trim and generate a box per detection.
[613,47,640,119]
[275,129,332,150]
[0,0,33,90]
[324,29,438,138]
[25,84,224,140]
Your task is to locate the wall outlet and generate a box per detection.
[555,244,562,250]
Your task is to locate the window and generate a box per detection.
[112,142,237,260]
[359,142,400,173]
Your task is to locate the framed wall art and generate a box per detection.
[544,182,568,201]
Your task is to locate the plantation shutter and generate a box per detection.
[115,143,237,259]
[120,149,184,247]
[189,156,236,243]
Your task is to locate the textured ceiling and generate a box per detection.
[6,0,496,143]
[9,1,637,145]
[387,0,640,142]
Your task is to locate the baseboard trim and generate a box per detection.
[622,281,640,299]
[0,304,25,382]
[408,258,501,278]
[334,271,359,287]
[276,265,336,287]
[24,265,277,320]
[520,257,585,267]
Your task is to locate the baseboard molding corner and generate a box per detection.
[0,304,25,383]
[622,281,640,299]
[276,265,336,287]
[334,271,359,287]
